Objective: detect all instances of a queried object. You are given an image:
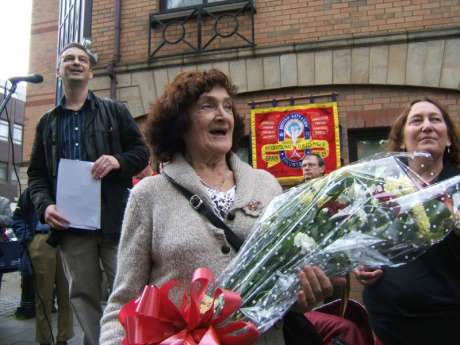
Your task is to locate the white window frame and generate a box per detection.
[0,120,23,145]
[13,124,22,145]
[0,120,8,142]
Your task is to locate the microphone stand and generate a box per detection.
[0,82,18,116]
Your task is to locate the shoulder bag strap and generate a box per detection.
[163,174,243,252]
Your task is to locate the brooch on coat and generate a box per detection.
[242,200,263,217]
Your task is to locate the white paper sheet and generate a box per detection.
[56,159,101,230]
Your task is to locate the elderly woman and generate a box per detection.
[99,69,331,345]
[354,98,460,345]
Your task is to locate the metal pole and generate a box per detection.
[0,83,17,118]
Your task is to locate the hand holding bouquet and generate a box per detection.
[119,153,460,343]
[216,153,460,333]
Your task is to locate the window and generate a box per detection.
[0,120,23,145]
[236,146,249,164]
[236,136,250,163]
[0,120,8,142]
[151,0,256,58]
[13,124,22,145]
[348,128,389,163]
[58,0,92,51]
[0,162,7,182]
[161,0,227,10]
[56,0,93,102]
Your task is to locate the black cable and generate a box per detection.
[2,81,56,345]
[3,81,21,197]
[22,244,56,345]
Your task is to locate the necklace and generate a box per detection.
[200,170,231,191]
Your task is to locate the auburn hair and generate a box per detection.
[145,69,244,162]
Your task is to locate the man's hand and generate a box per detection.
[297,266,346,312]
[92,155,120,180]
[44,205,70,230]
[353,265,383,286]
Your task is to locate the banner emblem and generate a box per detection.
[278,113,310,168]
[251,102,341,185]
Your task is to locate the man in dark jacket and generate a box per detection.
[27,42,149,345]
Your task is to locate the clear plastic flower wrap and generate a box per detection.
[215,152,460,333]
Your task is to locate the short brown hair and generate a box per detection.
[387,98,460,167]
[303,153,324,167]
[59,42,98,67]
[145,69,244,162]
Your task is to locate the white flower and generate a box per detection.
[351,183,369,200]
[294,233,317,253]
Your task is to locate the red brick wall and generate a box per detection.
[234,84,460,164]
[91,0,460,66]
[91,0,116,66]
[23,0,59,160]
[92,0,158,66]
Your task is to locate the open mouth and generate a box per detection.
[209,128,228,136]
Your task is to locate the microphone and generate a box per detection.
[8,74,44,84]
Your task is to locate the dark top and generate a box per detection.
[363,164,460,345]
[12,188,50,242]
[27,91,149,240]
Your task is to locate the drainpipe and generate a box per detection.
[108,0,121,100]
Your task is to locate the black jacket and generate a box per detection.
[364,164,460,345]
[27,91,149,241]
[12,188,35,243]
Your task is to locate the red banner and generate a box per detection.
[250,102,341,185]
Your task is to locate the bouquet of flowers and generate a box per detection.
[215,152,460,333]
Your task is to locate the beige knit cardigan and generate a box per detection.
[100,153,285,345]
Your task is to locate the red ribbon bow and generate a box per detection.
[119,268,260,345]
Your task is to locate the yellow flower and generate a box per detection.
[411,203,430,235]
[298,177,328,206]
[384,176,417,197]
[299,190,315,206]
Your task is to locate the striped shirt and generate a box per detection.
[58,104,87,160]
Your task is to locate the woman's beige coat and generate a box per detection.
[100,153,284,345]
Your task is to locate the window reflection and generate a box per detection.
[357,139,388,160]
[166,0,226,9]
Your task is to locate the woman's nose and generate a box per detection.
[215,104,226,117]
[421,118,433,131]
